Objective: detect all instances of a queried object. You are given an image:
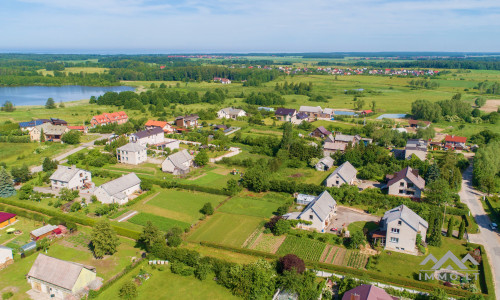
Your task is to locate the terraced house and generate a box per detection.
[90,111,128,127]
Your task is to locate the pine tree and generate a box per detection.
[45,98,56,109]
[0,167,16,198]
[458,219,466,240]
[40,128,45,142]
[446,218,454,238]
[91,220,120,258]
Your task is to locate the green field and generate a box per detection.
[187,213,264,247]
[276,235,327,261]
[128,212,191,231]
[218,195,284,218]
[0,142,70,167]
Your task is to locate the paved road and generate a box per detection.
[459,164,500,296]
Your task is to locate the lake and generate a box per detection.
[0,85,135,106]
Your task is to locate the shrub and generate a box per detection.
[200,202,214,215]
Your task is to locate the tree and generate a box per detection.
[18,184,33,200]
[223,179,242,195]
[446,217,454,238]
[458,219,466,240]
[10,165,30,183]
[91,220,120,258]
[411,99,442,122]
[59,101,65,108]
[61,130,81,144]
[425,179,451,206]
[42,157,57,171]
[59,188,79,202]
[138,221,163,251]
[119,282,137,299]
[346,231,365,249]
[475,97,486,108]
[45,97,56,109]
[278,254,305,274]
[166,227,183,247]
[194,150,209,166]
[70,202,81,212]
[0,168,16,198]
[40,128,45,142]
[429,288,448,300]
[37,238,51,252]
[200,202,214,215]
[427,212,443,247]
[355,98,365,110]
[371,100,376,111]
[241,165,270,192]
[1,101,15,112]
[272,219,291,236]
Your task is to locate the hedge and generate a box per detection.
[0,203,49,223]
[200,242,485,299]
[89,258,146,298]
[484,197,500,223]
[474,244,496,300]
[0,198,141,240]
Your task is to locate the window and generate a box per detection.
[400,182,404,187]
[407,183,414,188]
[397,220,402,225]
[399,190,404,194]
[335,181,340,185]
[391,228,400,234]
[309,215,314,220]
[390,237,399,243]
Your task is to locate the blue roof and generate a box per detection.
[19,120,44,128]
[20,241,37,252]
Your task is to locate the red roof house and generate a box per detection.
[67,126,88,134]
[342,284,397,300]
[90,111,128,127]
[145,120,173,133]
[444,135,467,149]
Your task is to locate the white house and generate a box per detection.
[285,191,337,232]
[376,205,428,255]
[27,254,97,299]
[325,161,357,187]
[161,150,193,175]
[93,173,141,205]
[299,106,323,119]
[217,108,247,120]
[386,167,425,199]
[49,165,92,190]
[315,156,334,171]
[0,246,13,269]
[117,143,147,165]
[129,127,164,146]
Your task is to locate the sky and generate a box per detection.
[1,0,499,53]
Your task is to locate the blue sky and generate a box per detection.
[1,0,499,53]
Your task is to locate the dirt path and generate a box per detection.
[142,191,160,204]
[116,210,138,222]
[480,99,500,113]
[1,236,16,246]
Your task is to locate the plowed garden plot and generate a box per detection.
[276,236,326,261]
[251,234,286,253]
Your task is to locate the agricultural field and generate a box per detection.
[38,67,109,76]
[218,194,286,218]
[275,235,327,261]
[0,142,70,167]
[187,212,264,247]
[128,212,190,231]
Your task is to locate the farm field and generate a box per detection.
[128,212,191,231]
[218,195,283,218]
[187,212,264,247]
[275,235,327,261]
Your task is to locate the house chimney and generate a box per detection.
[350,293,360,300]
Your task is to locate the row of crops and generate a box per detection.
[344,251,368,269]
[276,235,326,261]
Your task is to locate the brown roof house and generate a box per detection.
[386,167,425,199]
[342,284,397,300]
[27,254,99,299]
[175,114,199,128]
[311,126,331,138]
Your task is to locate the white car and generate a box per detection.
[490,223,498,231]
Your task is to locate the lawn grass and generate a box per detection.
[218,195,284,218]
[187,171,237,188]
[0,142,70,167]
[187,213,264,247]
[96,265,239,300]
[128,212,190,231]
[347,221,379,235]
[0,217,44,251]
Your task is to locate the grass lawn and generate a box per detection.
[0,142,70,167]
[186,170,237,188]
[128,212,190,231]
[218,194,286,218]
[0,217,43,248]
[96,265,239,300]
[138,189,228,223]
[187,212,264,247]
[347,221,379,235]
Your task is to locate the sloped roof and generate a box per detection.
[176,114,199,121]
[166,149,193,170]
[299,106,323,113]
[36,123,67,135]
[31,224,58,237]
[334,134,356,143]
[145,120,168,128]
[342,284,396,300]
[100,173,141,197]
[92,111,128,124]
[133,127,164,139]
[325,134,335,143]
[220,107,245,116]
[67,126,85,130]
[118,142,147,152]
[405,139,428,151]
[408,119,431,126]
[19,120,47,128]
[387,167,425,190]
[323,142,346,151]
[0,212,16,223]
[275,108,296,116]
[445,135,467,143]
[323,108,334,115]
[317,156,334,168]
[298,191,336,222]
[382,204,429,231]
[296,112,308,120]
[27,254,96,291]
[313,126,331,136]
[327,161,357,183]
[49,165,86,183]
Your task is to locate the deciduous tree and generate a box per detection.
[91,220,120,258]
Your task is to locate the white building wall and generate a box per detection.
[0,248,13,264]
[385,219,420,255]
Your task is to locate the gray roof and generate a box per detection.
[382,205,428,231]
[405,139,428,151]
[334,134,356,143]
[133,127,163,139]
[299,106,323,113]
[27,254,96,291]
[317,156,334,168]
[49,165,87,183]
[20,241,37,252]
[35,123,67,135]
[31,224,58,237]
[325,134,335,143]
[220,107,245,116]
[296,194,317,203]
[118,142,147,153]
[387,167,425,190]
[298,191,336,222]
[327,161,357,183]
[323,142,346,151]
[166,149,193,170]
[100,173,141,197]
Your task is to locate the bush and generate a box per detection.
[118,282,137,299]
[200,202,214,215]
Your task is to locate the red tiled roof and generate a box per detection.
[408,119,431,126]
[92,111,128,125]
[0,212,16,223]
[68,126,85,130]
[145,120,168,128]
[445,135,467,143]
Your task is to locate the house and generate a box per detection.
[155,139,181,151]
[117,143,147,165]
[334,133,360,145]
[323,142,347,156]
[284,191,337,232]
[311,126,331,138]
[444,135,467,149]
[0,246,13,269]
[144,120,173,133]
[221,78,231,84]
[129,127,165,146]
[0,212,16,229]
[175,114,199,128]
[386,167,425,199]
[408,119,431,129]
[321,108,334,119]
[325,134,335,143]
[161,150,194,175]
[404,139,428,161]
[342,284,397,300]
[315,157,334,171]
[93,173,141,205]
[49,165,92,190]
[325,161,357,187]
[30,123,69,142]
[49,118,67,126]
[275,108,297,122]
[217,107,247,119]
[90,111,128,127]
[375,205,428,255]
[30,224,59,240]
[299,106,323,119]
[27,254,97,299]
[19,119,50,131]
[67,126,88,134]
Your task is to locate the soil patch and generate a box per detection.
[480,99,500,113]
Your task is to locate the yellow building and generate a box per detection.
[0,212,16,229]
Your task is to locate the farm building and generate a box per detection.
[0,212,16,229]
[275,108,297,122]
[311,126,331,138]
[29,123,68,142]
[30,224,59,241]
[93,173,141,205]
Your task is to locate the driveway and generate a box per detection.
[327,206,380,232]
[459,164,500,296]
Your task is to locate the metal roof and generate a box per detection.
[117,142,147,152]
[298,191,337,222]
[31,224,58,237]
[100,173,141,197]
[49,165,87,183]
